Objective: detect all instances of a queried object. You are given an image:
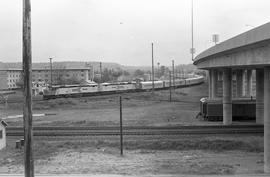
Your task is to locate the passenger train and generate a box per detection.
[43,75,204,100]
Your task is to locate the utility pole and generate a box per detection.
[172,60,175,88]
[100,62,102,83]
[157,62,160,79]
[23,0,34,176]
[119,96,123,156]
[151,43,155,94]
[92,65,94,81]
[49,58,53,88]
[190,0,195,61]
[169,71,172,102]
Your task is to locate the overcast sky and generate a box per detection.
[0,0,269,66]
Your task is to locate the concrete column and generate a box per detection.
[211,69,217,99]
[236,70,243,98]
[256,69,264,124]
[246,69,252,97]
[232,71,236,98]
[223,68,232,125]
[208,70,212,99]
[264,67,270,173]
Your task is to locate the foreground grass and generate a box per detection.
[0,135,263,174]
[2,135,263,164]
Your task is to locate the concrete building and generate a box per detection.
[0,69,22,90]
[193,22,270,173]
[0,68,91,90]
[0,120,7,150]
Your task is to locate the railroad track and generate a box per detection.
[6,125,264,136]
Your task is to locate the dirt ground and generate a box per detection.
[1,150,263,175]
[0,135,264,175]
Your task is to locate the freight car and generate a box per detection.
[199,98,256,121]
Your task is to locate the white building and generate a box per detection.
[0,120,7,150]
[0,68,91,90]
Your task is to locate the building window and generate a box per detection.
[0,130,2,139]
[81,74,84,77]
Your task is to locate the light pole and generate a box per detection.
[172,60,175,87]
[100,62,102,83]
[157,62,160,79]
[151,43,155,94]
[212,34,219,45]
[190,0,195,61]
[49,58,53,88]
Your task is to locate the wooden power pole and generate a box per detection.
[172,60,175,88]
[49,58,53,88]
[100,62,102,83]
[151,43,155,94]
[119,96,123,155]
[23,0,34,177]
[169,71,172,102]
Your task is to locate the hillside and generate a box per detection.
[0,61,124,70]
[0,61,198,74]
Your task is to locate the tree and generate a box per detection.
[194,69,206,77]
[134,69,145,77]
[160,66,166,77]
[102,68,111,82]
[123,70,130,76]
[112,69,122,81]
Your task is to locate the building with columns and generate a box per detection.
[193,22,270,173]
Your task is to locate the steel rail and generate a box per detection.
[6,125,263,136]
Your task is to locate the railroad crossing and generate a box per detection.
[193,22,270,173]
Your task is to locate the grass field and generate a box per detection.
[0,83,264,175]
[1,83,211,126]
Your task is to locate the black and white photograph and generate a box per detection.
[0,0,269,177]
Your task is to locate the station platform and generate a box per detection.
[0,174,269,177]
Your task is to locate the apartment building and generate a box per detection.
[0,68,90,90]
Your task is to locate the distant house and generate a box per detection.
[0,120,7,150]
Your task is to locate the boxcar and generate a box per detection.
[200,98,255,121]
